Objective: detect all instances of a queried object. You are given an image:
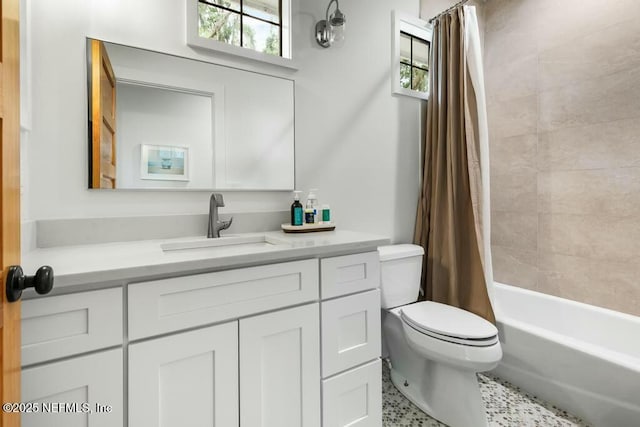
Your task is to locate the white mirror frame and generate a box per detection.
[391,11,432,101]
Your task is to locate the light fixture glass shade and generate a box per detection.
[330,22,345,46]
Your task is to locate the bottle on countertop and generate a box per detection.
[290,191,304,226]
[321,204,331,223]
[305,188,319,224]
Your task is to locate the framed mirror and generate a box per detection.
[86,38,295,191]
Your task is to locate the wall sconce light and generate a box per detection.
[315,0,346,48]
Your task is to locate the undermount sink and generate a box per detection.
[160,234,289,253]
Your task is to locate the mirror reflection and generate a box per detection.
[86,38,295,190]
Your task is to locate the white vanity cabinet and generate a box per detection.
[21,246,383,427]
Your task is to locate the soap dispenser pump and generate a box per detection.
[290,191,304,226]
[305,188,319,224]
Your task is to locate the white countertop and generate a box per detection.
[22,230,390,294]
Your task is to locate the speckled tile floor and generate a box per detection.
[382,362,590,427]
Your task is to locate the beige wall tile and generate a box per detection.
[491,210,537,252]
[490,133,537,176]
[538,251,640,316]
[537,275,617,312]
[539,18,640,91]
[538,67,640,132]
[538,213,640,263]
[483,0,537,69]
[484,29,537,71]
[484,0,537,36]
[485,54,537,104]
[536,0,640,51]
[487,94,537,139]
[492,244,537,290]
[538,118,640,171]
[613,281,640,317]
[491,172,537,213]
[538,168,640,217]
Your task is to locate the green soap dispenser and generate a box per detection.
[290,191,304,226]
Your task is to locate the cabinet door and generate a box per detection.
[240,303,320,427]
[322,359,382,427]
[129,321,238,427]
[22,349,123,427]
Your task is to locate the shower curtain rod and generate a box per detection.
[429,0,472,23]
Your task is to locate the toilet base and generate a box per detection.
[389,361,488,427]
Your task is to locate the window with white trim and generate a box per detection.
[392,12,432,100]
[197,0,283,56]
[186,0,294,69]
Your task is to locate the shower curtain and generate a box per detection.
[414,5,495,323]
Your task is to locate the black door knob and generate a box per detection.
[5,265,54,302]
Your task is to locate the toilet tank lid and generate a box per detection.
[377,244,424,261]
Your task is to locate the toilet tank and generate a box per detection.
[377,244,425,309]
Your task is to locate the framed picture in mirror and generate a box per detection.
[140,144,190,181]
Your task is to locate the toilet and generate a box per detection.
[379,244,502,427]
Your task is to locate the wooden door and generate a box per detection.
[239,303,321,427]
[90,40,116,189]
[0,0,22,425]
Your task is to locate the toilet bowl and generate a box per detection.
[379,244,502,427]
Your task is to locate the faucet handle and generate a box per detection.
[212,193,225,207]
[221,217,233,231]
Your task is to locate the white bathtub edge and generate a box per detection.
[493,282,640,323]
[493,282,640,372]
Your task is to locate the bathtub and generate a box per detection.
[491,282,640,427]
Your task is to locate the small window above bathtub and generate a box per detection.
[392,11,432,100]
[186,0,295,70]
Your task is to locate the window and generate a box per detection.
[197,0,282,56]
[392,12,432,100]
[186,0,295,69]
[400,32,429,93]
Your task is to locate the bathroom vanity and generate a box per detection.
[19,230,388,427]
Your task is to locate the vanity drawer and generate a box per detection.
[322,359,382,427]
[22,348,123,427]
[128,259,319,340]
[21,287,123,366]
[320,251,380,299]
[321,289,381,377]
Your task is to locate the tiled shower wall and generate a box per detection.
[484,0,640,316]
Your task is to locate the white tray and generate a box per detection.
[281,222,336,233]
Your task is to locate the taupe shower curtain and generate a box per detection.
[414,6,495,323]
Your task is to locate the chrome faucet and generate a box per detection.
[207,193,233,238]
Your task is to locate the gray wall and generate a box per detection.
[483,0,640,316]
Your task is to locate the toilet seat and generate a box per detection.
[400,301,498,347]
